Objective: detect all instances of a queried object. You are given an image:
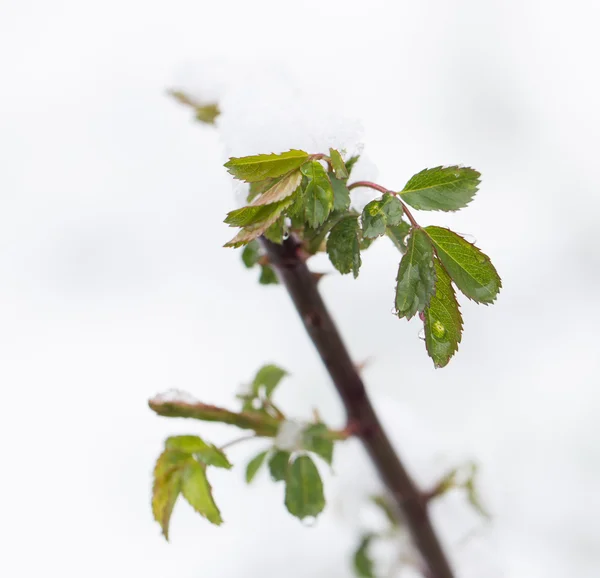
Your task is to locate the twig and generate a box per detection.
[260,234,455,578]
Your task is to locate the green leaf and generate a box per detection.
[465,463,491,520]
[326,215,361,278]
[268,450,291,482]
[424,261,463,368]
[248,178,277,202]
[252,364,287,397]
[224,150,309,182]
[181,460,223,525]
[353,534,376,578]
[400,166,480,211]
[345,155,360,177]
[148,398,280,437]
[165,436,232,469]
[224,197,294,248]
[330,173,351,212]
[224,198,290,228]
[329,148,349,179]
[361,194,404,239]
[301,161,334,227]
[386,221,411,254]
[424,226,501,304]
[241,240,260,268]
[259,265,279,285]
[246,450,269,484]
[263,217,285,244]
[303,424,334,465]
[152,450,188,540]
[284,455,325,520]
[251,170,302,206]
[195,104,220,125]
[395,228,436,319]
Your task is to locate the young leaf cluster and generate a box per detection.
[150,364,345,538]
[224,150,501,367]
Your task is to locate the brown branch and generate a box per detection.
[260,234,454,578]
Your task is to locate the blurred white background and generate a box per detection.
[1,1,599,577]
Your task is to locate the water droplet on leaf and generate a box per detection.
[418,328,425,341]
[302,516,318,528]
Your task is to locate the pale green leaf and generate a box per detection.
[268,450,290,482]
[152,450,188,540]
[329,148,349,179]
[326,215,361,278]
[181,460,223,525]
[284,455,325,520]
[251,170,302,206]
[395,228,436,319]
[400,166,480,211]
[252,364,287,397]
[246,450,269,484]
[424,261,463,368]
[224,150,309,182]
[224,197,294,248]
[370,495,399,527]
[425,226,501,304]
[248,178,277,202]
[301,161,334,227]
[165,436,232,469]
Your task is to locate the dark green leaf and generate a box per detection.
[353,534,376,578]
[252,364,287,397]
[241,240,260,268]
[165,436,232,469]
[303,424,334,465]
[148,398,280,437]
[259,265,279,285]
[284,455,325,520]
[326,215,361,278]
[362,194,404,239]
[263,217,284,244]
[245,450,269,483]
[330,173,351,212]
[386,221,411,254]
[395,228,436,319]
[181,460,223,525]
[400,166,480,211]
[424,261,463,368]
[251,170,302,206]
[301,161,334,227]
[345,155,360,177]
[329,148,349,179]
[268,450,291,482]
[224,150,309,182]
[425,226,501,304]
